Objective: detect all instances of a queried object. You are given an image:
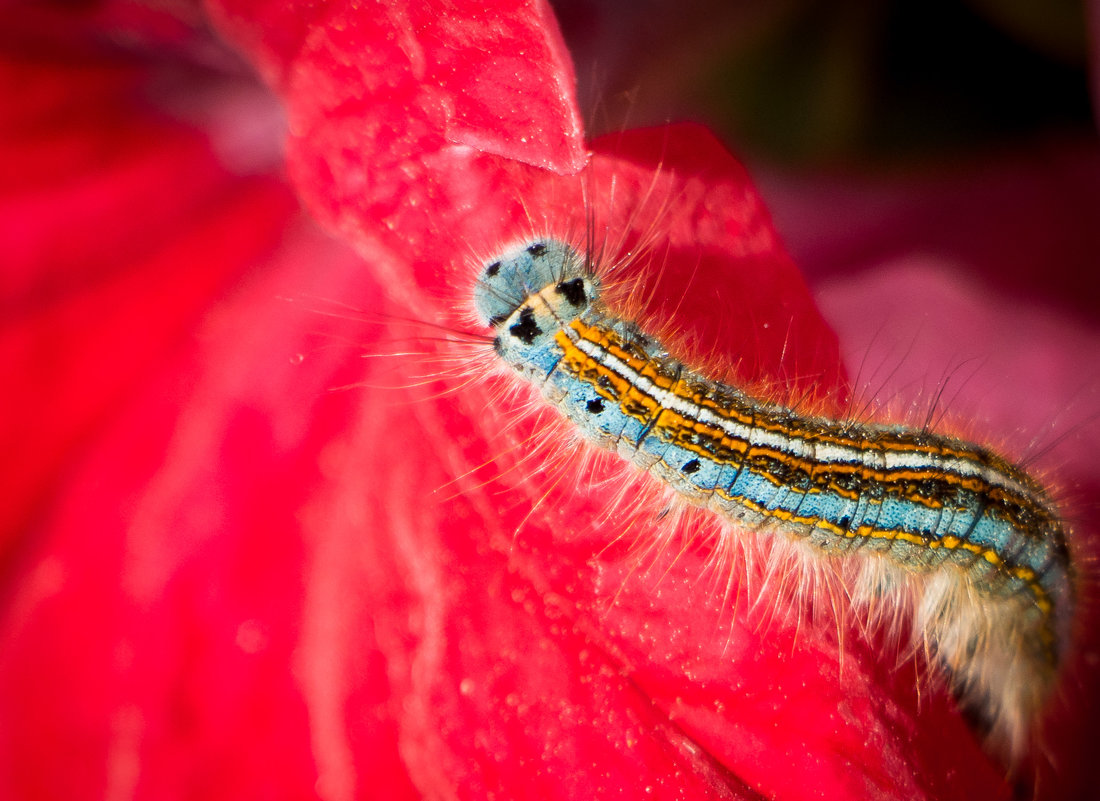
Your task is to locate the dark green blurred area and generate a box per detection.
[555,0,1093,164]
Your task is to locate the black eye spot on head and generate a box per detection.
[682,459,701,475]
[527,242,547,256]
[485,261,501,277]
[508,307,542,345]
[555,277,587,308]
[586,398,605,414]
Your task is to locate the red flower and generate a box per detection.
[2,1,1096,799]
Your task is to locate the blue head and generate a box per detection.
[473,239,597,327]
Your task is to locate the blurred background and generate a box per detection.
[552,0,1100,316]
[556,0,1093,164]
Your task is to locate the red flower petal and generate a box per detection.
[6,1,1069,799]
[0,38,353,797]
[206,1,1012,797]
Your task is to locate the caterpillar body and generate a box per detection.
[473,237,1075,760]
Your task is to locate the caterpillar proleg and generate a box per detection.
[473,236,1075,761]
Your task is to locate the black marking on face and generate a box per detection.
[586,398,605,414]
[508,307,542,345]
[682,459,701,475]
[556,277,587,308]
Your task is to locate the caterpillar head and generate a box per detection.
[474,239,599,327]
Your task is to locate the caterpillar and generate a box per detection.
[472,236,1075,761]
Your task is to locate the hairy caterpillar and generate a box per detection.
[473,236,1075,760]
